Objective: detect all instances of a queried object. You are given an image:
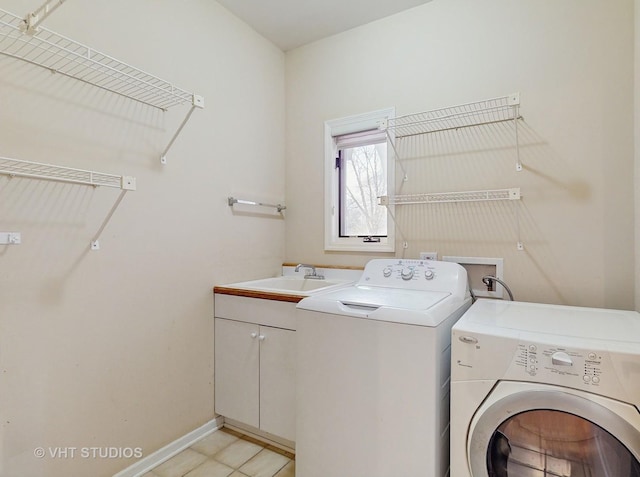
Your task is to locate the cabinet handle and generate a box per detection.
[250,332,258,339]
[258,334,266,341]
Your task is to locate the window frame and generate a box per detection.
[324,108,395,252]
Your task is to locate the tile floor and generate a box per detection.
[142,428,295,477]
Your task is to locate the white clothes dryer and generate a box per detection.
[451,299,640,477]
[296,259,471,477]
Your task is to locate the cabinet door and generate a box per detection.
[259,326,296,441]
[214,318,259,428]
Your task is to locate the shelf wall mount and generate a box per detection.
[0,232,21,245]
[160,94,205,165]
[0,5,205,164]
[20,0,66,35]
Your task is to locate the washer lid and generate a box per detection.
[335,285,449,309]
[456,299,640,343]
[296,284,466,326]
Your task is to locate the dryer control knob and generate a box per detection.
[552,351,573,366]
[424,270,434,280]
[401,267,414,280]
[383,267,393,277]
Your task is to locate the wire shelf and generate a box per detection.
[0,156,136,190]
[383,93,521,138]
[0,8,195,110]
[379,188,520,205]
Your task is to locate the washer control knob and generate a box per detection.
[383,267,393,277]
[424,269,434,280]
[401,267,414,280]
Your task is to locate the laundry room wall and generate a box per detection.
[285,0,635,309]
[635,0,640,311]
[0,1,285,476]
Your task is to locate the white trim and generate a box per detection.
[324,107,396,253]
[223,418,295,453]
[112,417,224,477]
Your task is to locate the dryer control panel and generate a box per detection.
[514,342,607,387]
[452,299,640,406]
[454,332,628,401]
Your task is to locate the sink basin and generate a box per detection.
[225,276,352,295]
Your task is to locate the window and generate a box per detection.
[324,108,395,252]
[337,131,387,237]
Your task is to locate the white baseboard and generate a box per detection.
[112,417,225,477]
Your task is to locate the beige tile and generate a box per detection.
[229,472,250,477]
[140,472,161,477]
[184,458,235,477]
[191,430,239,456]
[214,439,264,469]
[154,449,208,477]
[239,449,290,477]
[274,461,295,477]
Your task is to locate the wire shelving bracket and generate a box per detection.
[0,3,205,164]
[19,0,66,35]
[0,155,136,250]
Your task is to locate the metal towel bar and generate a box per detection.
[228,197,286,213]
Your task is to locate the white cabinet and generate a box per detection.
[214,319,260,428]
[214,295,297,443]
[257,325,296,440]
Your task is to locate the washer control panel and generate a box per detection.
[514,342,607,387]
[358,259,468,293]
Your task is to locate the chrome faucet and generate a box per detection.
[295,263,325,280]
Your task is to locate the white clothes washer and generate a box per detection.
[451,299,640,477]
[295,259,471,477]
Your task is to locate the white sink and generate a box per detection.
[226,276,352,295]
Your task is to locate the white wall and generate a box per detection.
[285,0,635,309]
[0,1,636,475]
[0,1,285,476]
[635,0,640,309]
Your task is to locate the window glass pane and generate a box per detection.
[487,410,640,477]
[339,142,387,237]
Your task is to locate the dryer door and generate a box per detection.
[468,382,640,477]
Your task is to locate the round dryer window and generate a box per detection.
[487,410,639,476]
[468,383,640,477]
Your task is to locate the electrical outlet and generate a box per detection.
[419,252,438,260]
